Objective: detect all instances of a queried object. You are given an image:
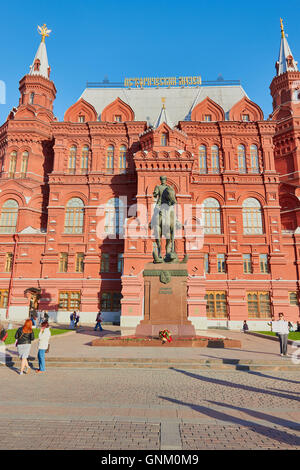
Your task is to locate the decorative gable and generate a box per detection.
[191,97,225,122]
[229,96,264,121]
[64,98,98,123]
[101,97,135,122]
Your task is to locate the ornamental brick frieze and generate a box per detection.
[191,176,222,184]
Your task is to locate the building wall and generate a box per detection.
[0,72,300,328]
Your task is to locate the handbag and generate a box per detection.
[15,331,24,347]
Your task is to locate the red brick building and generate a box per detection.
[0,21,300,329]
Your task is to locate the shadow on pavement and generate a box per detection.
[169,367,300,402]
[159,395,300,447]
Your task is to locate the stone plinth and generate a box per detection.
[135,262,196,337]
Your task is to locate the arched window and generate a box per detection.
[211,145,220,173]
[0,199,19,233]
[238,145,246,173]
[106,145,114,173]
[119,145,127,173]
[64,198,84,234]
[250,145,259,173]
[8,151,17,178]
[104,198,124,236]
[29,92,35,105]
[242,198,263,234]
[68,146,77,174]
[203,198,221,234]
[199,145,207,174]
[81,146,89,174]
[21,151,29,178]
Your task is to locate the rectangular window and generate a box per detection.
[289,292,299,306]
[4,253,13,272]
[242,114,250,122]
[247,291,271,319]
[243,254,252,274]
[100,291,122,311]
[101,253,110,273]
[58,291,81,310]
[260,254,269,273]
[75,253,84,273]
[204,253,210,274]
[204,114,212,121]
[117,253,123,273]
[205,291,227,318]
[0,289,8,308]
[217,254,226,273]
[114,115,122,122]
[59,253,68,273]
[78,115,85,123]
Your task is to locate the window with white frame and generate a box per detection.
[0,199,18,233]
[64,198,84,234]
[199,145,207,174]
[242,198,263,235]
[203,198,221,234]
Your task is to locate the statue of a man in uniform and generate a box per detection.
[151,176,178,263]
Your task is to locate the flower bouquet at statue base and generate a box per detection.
[159,329,172,344]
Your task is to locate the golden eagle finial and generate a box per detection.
[38,24,52,43]
[280,18,285,38]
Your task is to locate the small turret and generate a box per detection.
[18,24,56,116]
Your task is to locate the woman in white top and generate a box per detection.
[36,321,51,373]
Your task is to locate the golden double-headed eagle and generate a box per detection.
[38,24,51,42]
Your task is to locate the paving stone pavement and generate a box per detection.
[1,364,299,450]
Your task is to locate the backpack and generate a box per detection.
[0,329,7,342]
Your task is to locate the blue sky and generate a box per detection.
[0,0,299,123]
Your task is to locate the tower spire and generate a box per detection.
[29,24,52,79]
[276,18,298,75]
[154,98,174,129]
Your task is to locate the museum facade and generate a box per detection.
[0,21,300,329]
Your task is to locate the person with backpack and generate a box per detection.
[94,312,103,332]
[15,319,35,375]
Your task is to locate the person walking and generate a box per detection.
[242,320,249,333]
[75,311,80,328]
[36,321,51,374]
[69,311,75,329]
[94,312,103,332]
[272,312,290,357]
[0,323,8,365]
[15,319,35,375]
